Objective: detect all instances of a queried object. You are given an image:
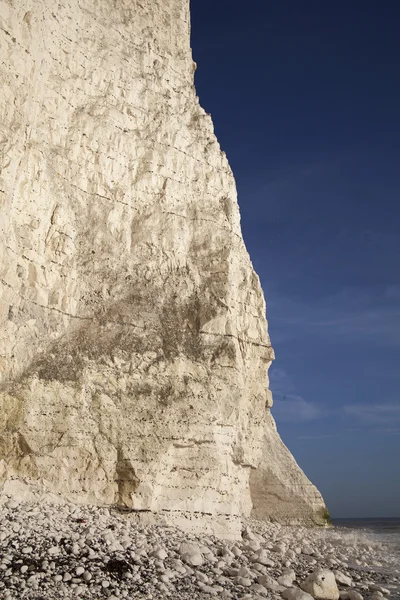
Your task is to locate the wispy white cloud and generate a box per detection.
[344,403,400,424]
[297,433,342,440]
[298,428,400,439]
[269,367,324,422]
[273,394,322,422]
[269,367,295,392]
[373,427,400,435]
[312,308,400,342]
[266,286,400,347]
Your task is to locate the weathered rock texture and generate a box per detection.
[0,0,326,537]
[250,414,327,525]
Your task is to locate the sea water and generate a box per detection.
[333,518,400,549]
[332,518,400,599]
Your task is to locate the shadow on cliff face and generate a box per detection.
[16,273,227,384]
[115,448,140,507]
[249,414,328,526]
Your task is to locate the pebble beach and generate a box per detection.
[0,500,398,600]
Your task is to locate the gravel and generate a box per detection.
[0,500,398,600]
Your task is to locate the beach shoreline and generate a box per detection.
[0,500,399,600]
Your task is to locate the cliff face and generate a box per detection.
[0,0,326,537]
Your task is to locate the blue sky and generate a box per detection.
[191,0,400,517]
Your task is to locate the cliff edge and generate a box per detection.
[0,0,326,537]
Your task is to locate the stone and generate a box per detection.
[198,582,218,595]
[151,548,168,561]
[347,592,364,600]
[0,0,326,537]
[179,543,204,566]
[278,574,296,587]
[236,577,252,587]
[244,539,261,552]
[272,543,286,554]
[237,566,253,578]
[370,586,390,596]
[258,574,281,591]
[196,572,209,584]
[283,568,296,580]
[255,550,275,567]
[283,588,316,600]
[250,583,269,593]
[334,571,352,587]
[278,571,296,587]
[252,563,267,574]
[301,569,340,600]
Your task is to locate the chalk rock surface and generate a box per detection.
[250,413,327,525]
[301,570,340,600]
[0,0,325,537]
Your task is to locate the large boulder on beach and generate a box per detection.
[301,569,340,600]
[0,0,327,537]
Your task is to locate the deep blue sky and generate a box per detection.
[191,0,400,518]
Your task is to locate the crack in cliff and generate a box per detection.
[77,2,190,72]
[199,330,273,351]
[4,244,74,273]
[162,210,241,238]
[0,278,15,292]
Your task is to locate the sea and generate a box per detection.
[332,518,400,599]
[332,517,400,548]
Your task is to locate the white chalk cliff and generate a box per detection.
[0,0,326,537]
